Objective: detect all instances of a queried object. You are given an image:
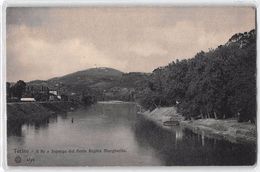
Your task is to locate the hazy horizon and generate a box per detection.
[7,6,255,82]
[7,66,153,83]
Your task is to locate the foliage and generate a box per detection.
[139,29,256,123]
[9,80,27,100]
[81,95,96,106]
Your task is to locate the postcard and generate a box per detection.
[4,5,257,166]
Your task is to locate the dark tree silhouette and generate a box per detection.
[139,29,256,123]
[13,80,26,100]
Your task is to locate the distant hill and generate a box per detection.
[51,67,123,81]
[48,67,123,91]
[120,72,150,89]
[28,67,150,100]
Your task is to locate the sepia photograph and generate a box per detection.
[5,6,256,166]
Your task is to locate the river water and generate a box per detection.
[7,102,256,166]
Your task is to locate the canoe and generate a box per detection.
[163,120,180,126]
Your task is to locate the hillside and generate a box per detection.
[120,72,150,89]
[49,67,124,91]
[139,29,256,123]
[29,68,121,91]
[50,67,123,81]
[28,67,149,100]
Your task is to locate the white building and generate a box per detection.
[49,90,58,96]
[20,98,36,102]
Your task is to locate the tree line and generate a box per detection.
[6,80,27,100]
[6,80,97,105]
[139,29,256,123]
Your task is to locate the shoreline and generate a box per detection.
[7,101,257,144]
[7,101,79,122]
[138,106,256,144]
[98,100,135,104]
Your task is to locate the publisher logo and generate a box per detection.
[15,156,21,163]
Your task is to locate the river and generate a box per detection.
[7,102,256,166]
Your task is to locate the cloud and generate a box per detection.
[6,7,255,81]
[128,42,168,57]
[7,25,126,81]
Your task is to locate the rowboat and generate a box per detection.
[163,120,180,126]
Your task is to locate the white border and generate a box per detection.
[1,0,259,7]
[0,0,259,172]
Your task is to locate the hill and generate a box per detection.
[28,67,149,100]
[48,67,124,92]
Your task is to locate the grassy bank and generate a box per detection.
[139,106,256,144]
[139,107,184,130]
[181,119,256,143]
[7,101,78,121]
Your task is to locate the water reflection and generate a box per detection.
[7,103,256,166]
[134,115,256,165]
[7,115,58,137]
[7,121,23,137]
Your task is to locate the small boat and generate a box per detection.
[163,120,180,126]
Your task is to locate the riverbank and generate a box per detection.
[139,106,257,144]
[7,101,78,121]
[98,100,135,104]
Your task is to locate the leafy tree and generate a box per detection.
[13,80,26,100]
[139,29,256,123]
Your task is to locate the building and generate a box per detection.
[20,98,36,102]
[49,90,58,96]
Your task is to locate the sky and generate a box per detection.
[7,6,255,82]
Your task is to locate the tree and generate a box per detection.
[13,80,26,100]
[6,82,11,99]
[139,29,256,123]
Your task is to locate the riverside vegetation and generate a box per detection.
[7,30,256,134]
[139,29,256,123]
